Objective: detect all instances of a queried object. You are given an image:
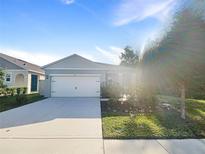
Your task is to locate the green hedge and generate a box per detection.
[0,93,45,112]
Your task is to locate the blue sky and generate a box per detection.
[0,0,178,66]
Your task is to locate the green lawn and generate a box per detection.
[0,94,45,112]
[102,96,205,139]
[158,96,205,137]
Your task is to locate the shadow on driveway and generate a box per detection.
[0,97,101,129]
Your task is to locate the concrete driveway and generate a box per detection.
[0,98,103,154]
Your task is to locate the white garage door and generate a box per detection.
[51,76,100,97]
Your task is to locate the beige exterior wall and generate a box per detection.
[3,69,44,94]
[39,75,45,80]
[4,70,28,88]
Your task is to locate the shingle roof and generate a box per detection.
[43,54,134,71]
[0,53,45,74]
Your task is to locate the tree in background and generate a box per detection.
[0,69,5,88]
[120,46,139,67]
[0,69,6,95]
[119,46,157,113]
[141,3,205,119]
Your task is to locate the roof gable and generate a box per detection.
[0,53,44,74]
[43,54,112,69]
[43,54,134,71]
[0,57,24,70]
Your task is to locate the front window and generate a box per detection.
[5,73,11,82]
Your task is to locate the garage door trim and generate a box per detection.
[50,74,101,97]
[49,74,101,77]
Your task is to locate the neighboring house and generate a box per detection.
[42,54,136,97]
[0,53,45,94]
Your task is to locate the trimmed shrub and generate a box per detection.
[16,94,27,104]
[16,88,21,95]
[101,82,123,98]
[0,88,6,95]
[126,86,157,114]
[108,97,120,109]
[5,88,11,96]
[22,87,27,94]
[16,87,27,95]
[11,88,16,96]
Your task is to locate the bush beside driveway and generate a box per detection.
[101,96,205,139]
[0,94,45,112]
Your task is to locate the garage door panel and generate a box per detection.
[51,77,76,97]
[51,76,100,97]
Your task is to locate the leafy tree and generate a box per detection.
[141,4,205,119]
[0,69,6,95]
[120,46,139,67]
[0,69,5,88]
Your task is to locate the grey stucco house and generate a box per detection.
[0,53,45,94]
[42,54,136,97]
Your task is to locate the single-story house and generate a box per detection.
[0,53,45,94]
[42,54,136,97]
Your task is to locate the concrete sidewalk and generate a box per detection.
[104,139,205,154]
[1,138,204,154]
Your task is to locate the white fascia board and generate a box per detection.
[44,68,112,71]
[49,74,101,77]
[28,70,45,75]
[5,69,28,72]
[5,69,44,75]
[44,67,134,72]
